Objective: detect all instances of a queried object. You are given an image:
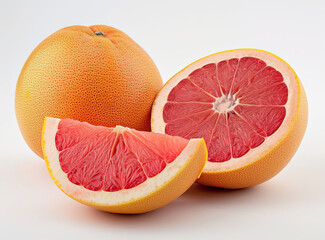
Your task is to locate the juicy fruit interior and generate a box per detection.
[56,119,189,192]
[164,57,288,162]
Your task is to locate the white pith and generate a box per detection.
[43,117,202,206]
[151,49,299,172]
[213,95,239,113]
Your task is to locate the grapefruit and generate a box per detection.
[42,117,207,214]
[15,25,163,159]
[151,49,308,189]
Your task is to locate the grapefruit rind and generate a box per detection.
[151,49,308,188]
[16,25,163,159]
[42,117,207,213]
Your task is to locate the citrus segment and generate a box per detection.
[227,112,265,159]
[188,63,222,97]
[230,57,266,94]
[208,114,232,162]
[165,110,215,139]
[163,102,213,122]
[167,79,215,102]
[217,58,239,94]
[43,117,207,213]
[55,118,189,191]
[234,105,286,137]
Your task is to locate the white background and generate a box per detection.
[1,0,324,239]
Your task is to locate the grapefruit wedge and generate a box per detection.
[151,49,308,189]
[42,117,207,214]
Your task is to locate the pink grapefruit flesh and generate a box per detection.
[42,117,207,213]
[151,49,308,189]
[56,119,189,191]
[164,57,288,163]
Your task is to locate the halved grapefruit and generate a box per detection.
[42,117,207,214]
[151,49,308,189]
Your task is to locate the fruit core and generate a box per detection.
[163,57,288,163]
[213,95,238,113]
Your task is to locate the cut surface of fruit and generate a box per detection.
[43,117,207,214]
[151,49,308,189]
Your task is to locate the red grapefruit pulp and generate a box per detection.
[151,49,308,188]
[43,117,207,213]
[164,57,287,162]
[56,119,189,191]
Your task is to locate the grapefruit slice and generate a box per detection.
[151,49,308,189]
[42,117,207,214]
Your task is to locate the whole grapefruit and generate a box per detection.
[15,25,163,158]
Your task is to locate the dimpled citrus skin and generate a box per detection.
[15,25,163,158]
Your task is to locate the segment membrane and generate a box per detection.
[234,105,286,137]
[217,58,239,95]
[230,57,266,94]
[103,136,147,191]
[238,83,288,105]
[123,132,166,178]
[131,129,189,164]
[167,78,215,102]
[163,102,213,123]
[189,63,222,97]
[182,112,219,147]
[165,110,214,139]
[227,112,265,158]
[208,114,232,162]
